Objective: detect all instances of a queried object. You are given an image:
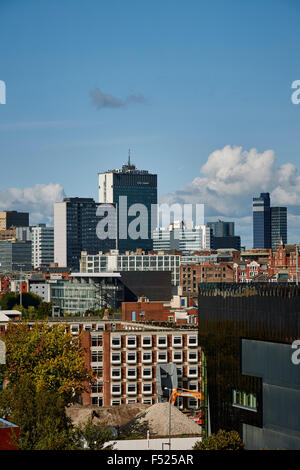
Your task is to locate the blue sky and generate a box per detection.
[0,0,300,246]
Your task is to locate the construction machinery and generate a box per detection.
[170,387,204,425]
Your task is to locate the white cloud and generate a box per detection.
[161,145,300,246]
[0,183,65,225]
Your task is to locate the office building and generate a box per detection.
[54,198,116,271]
[98,156,157,252]
[153,222,211,252]
[198,282,300,450]
[271,207,287,249]
[0,240,32,272]
[207,220,234,238]
[212,235,241,251]
[253,192,271,249]
[80,249,181,286]
[32,225,54,269]
[51,271,172,315]
[0,211,29,230]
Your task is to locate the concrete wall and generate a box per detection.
[105,436,201,450]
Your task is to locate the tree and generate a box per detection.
[0,376,77,450]
[193,429,245,450]
[74,417,114,450]
[2,321,91,403]
[0,291,42,310]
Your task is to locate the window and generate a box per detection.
[188,366,198,378]
[92,366,103,377]
[127,368,137,379]
[188,382,198,391]
[177,367,183,377]
[142,352,152,363]
[172,335,182,347]
[111,368,121,379]
[111,384,121,395]
[142,367,152,379]
[127,351,136,363]
[91,335,102,347]
[84,324,92,331]
[157,335,167,347]
[142,336,152,347]
[142,383,152,394]
[127,398,137,404]
[111,399,121,406]
[188,398,198,409]
[157,351,167,363]
[142,398,152,405]
[126,383,137,395]
[91,351,103,363]
[70,324,79,334]
[111,352,121,364]
[232,390,257,411]
[188,351,198,362]
[172,351,183,362]
[127,336,137,348]
[111,336,121,348]
[187,335,198,347]
[91,381,103,394]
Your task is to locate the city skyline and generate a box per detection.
[1,1,300,247]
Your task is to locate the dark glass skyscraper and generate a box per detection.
[271,206,287,249]
[98,157,157,253]
[54,198,116,270]
[253,192,271,249]
[207,220,235,238]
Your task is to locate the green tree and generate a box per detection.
[0,376,77,450]
[193,429,245,450]
[74,417,114,450]
[2,321,91,403]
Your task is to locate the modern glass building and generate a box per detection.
[253,192,271,249]
[0,240,32,272]
[54,198,116,270]
[271,206,287,249]
[153,224,211,252]
[198,282,300,449]
[207,220,234,238]
[98,157,157,253]
[80,250,181,285]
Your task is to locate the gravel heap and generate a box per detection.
[66,403,150,427]
[120,402,202,437]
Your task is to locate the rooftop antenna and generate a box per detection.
[128,148,131,166]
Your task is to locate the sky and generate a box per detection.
[0,0,300,247]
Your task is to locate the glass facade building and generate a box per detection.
[198,282,300,449]
[253,192,271,249]
[98,159,157,253]
[54,198,116,270]
[271,206,287,249]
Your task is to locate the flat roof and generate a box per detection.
[71,272,121,278]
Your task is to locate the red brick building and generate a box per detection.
[180,262,234,296]
[0,418,19,450]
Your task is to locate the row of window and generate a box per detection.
[107,351,199,365]
[111,334,198,348]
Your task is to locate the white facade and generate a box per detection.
[32,225,54,269]
[54,202,67,267]
[153,223,211,252]
[98,172,114,203]
[29,282,51,302]
[80,250,181,286]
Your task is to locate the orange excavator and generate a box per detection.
[170,387,204,425]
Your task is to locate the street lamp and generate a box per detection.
[164,386,173,450]
[17,264,25,308]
